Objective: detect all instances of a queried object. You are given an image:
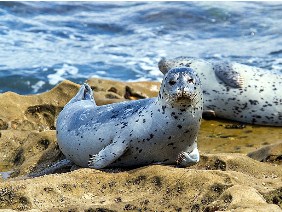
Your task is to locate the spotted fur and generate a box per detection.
[56,67,203,169]
[159,57,282,126]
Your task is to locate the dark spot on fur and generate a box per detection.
[249,100,259,105]
[161,105,166,114]
[177,125,182,129]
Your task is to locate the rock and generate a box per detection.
[247,142,282,165]
[1,155,282,211]
[0,80,79,131]
[0,130,62,178]
[87,77,160,105]
[205,185,281,212]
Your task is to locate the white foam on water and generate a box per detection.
[148,68,163,78]
[96,70,107,75]
[31,80,45,93]
[47,64,79,85]
[90,74,111,80]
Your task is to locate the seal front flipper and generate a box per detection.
[176,147,199,167]
[67,83,96,106]
[213,62,244,88]
[202,110,216,120]
[88,139,129,169]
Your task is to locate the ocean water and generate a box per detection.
[0,1,281,94]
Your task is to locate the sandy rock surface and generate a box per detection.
[0,78,281,211]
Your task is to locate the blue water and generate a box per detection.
[0,1,281,94]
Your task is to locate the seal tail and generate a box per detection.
[66,83,96,106]
[28,159,74,178]
[158,57,170,74]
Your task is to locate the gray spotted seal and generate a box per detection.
[159,57,282,126]
[55,67,203,170]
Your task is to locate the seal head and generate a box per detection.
[160,67,201,107]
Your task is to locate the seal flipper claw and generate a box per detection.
[213,62,244,88]
[88,139,129,169]
[176,148,199,167]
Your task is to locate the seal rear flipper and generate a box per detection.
[67,83,96,106]
[158,57,194,74]
[158,57,171,74]
[176,147,199,167]
[88,139,129,169]
[213,61,244,88]
[28,159,74,178]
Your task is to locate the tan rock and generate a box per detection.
[206,185,281,212]
[1,155,282,211]
[0,80,79,131]
[87,77,160,105]
[247,142,282,165]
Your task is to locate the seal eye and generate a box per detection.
[169,80,176,86]
[188,78,194,84]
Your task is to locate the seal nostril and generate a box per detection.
[188,78,194,83]
[169,80,176,86]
